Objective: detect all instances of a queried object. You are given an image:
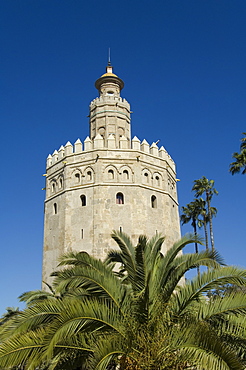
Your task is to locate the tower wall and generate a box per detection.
[43,137,180,284]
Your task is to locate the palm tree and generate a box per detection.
[230,132,246,175]
[180,200,204,275]
[192,176,218,251]
[196,197,217,251]
[1,232,246,370]
[180,200,202,254]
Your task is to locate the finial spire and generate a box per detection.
[108,47,111,66]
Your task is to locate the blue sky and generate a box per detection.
[1,0,245,314]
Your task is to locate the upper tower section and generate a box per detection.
[89,63,131,148]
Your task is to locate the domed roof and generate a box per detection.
[95,65,124,91]
[101,72,118,78]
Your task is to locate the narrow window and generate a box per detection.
[53,203,57,214]
[144,173,149,183]
[52,183,56,192]
[81,229,84,239]
[81,195,86,207]
[123,170,129,180]
[155,176,160,186]
[75,173,80,183]
[116,192,124,205]
[151,195,157,208]
[59,178,63,188]
[119,226,122,232]
[87,171,92,181]
[108,169,114,180]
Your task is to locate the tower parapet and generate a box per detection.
[46,136,175,172]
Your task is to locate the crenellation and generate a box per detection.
[141,139,150,153]
[64,141,73,156]
[132,136,141,150]
[158,146,175,171]
[74,139,82,153]
[90,96,130,109]
[159,146,167,158]
[107,134,116,149]
[94,133,104,149]
[46,138,176,170]
[150,142,159,156]
[119,135,128,149]
[47,154,52,168]
[52,150,58,162]
[58,146,65,160]
[84,136,92,151]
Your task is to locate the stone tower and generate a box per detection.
[42,64,181,284]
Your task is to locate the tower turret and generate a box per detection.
[90,64,131,148]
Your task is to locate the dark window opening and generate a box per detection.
[75,173,80,183]
[123,170,129,180]
[81,195,86,207]
[54,203,57,214]
[87,171,92,181]
[155,176,160,186]
[108,169,114,180]
[81,229,84,239]
[144,172,149,183]
[116,192,124,205]
[151,195,157,208]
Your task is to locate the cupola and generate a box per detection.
[95,63,124,98]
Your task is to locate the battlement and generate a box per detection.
[90,96,130,109]
[46,135,175,171]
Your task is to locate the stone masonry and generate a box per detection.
[42,64,181,284]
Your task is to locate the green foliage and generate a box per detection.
[1,232,246,370]
[192,176,218,251]
[230,132,246,175]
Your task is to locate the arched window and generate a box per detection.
[99,127,105,138]
[80,195,86,207]
[52,183,56,193]
[144,172,149,183]
[75,173,80,183]
[151,195,157,208]
[123,170,129,180]
[87,171,92,181]
[59,178,63,188]
[116,192,124,205]
[108,169,114,180]
[155,176,160,186]
[53,203,57,214]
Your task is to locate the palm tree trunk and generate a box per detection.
[206,192,215,251]
[192,217,200,276]
[203,215,209,251]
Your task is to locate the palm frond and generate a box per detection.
[52,258,126,310]
[173,266,246,315]
[110,230,137,284]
